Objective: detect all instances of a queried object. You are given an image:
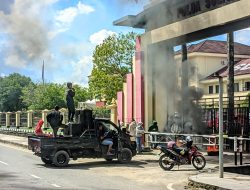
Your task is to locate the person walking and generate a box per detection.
[66,82,75,122]
[136,122,145,154]
[128,119,137,141]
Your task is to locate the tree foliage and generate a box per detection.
[0,73,33,112]
[0,73,90,111]
[22,83,66,110]
[89,32,137,102]
[22,83,90,110]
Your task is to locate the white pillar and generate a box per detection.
[60,108,67,124]
[16,111,21,128]
[42,109,49,128]
[27,110,33,128]
[6,112,11,128]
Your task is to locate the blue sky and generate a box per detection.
[0,0,250,86]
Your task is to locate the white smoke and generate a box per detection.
[0,0,56,68]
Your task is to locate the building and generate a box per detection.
[117,39,250,131]
[114,0,250,131]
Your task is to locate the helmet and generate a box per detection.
[186,136,192,142]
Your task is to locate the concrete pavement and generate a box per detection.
[0,133,28,148]
[1,132,250,190]
[189,172,250,190]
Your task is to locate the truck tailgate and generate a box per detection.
[28,136,41,154]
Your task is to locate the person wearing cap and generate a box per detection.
[136,122,145,154]
[66,82,75,122]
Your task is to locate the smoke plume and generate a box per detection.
[0,0,52,68]
[139,0,207,134]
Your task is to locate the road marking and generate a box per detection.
[0,161,9,165]
[51,184,61,188]
[30,174,41,179]
[167,183,175,190]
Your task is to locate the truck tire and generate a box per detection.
[118,148,132,163]
[41,157,52,165]
[53,150,70,167]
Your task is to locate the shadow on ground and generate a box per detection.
[37,160,148,170]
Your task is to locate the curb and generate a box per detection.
[0,138,28,149]
[188,176,228,190]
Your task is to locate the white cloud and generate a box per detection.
[54,2,94,34]
[0,73,6,77]
[53,56,93,86]
[89,29,116,45]
[235,28,250,45]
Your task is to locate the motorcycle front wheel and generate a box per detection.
[159,155,175,171]
[192,155,206,170]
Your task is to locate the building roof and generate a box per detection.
[176,40,250,55]
[204,59,250,80]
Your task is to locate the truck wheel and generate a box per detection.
[41,157,52,165]
[118,148,132,163]
[53,150,70,167]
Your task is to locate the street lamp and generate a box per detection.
[214,72,224,178]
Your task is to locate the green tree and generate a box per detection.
[89,32,137,102]
[22,83,90,110]
[22,83,66,110]
[73,84,90,106]
[0,73,33,111]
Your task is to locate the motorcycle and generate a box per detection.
[157,142,206,171]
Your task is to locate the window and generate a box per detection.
[100,121,118,133]
[245,82,250,91]
[208,86,213,94]
[215,85,219,93]
[234,83,239,92]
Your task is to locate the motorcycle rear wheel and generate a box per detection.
[159,155,175,171]
[192,155,206,170]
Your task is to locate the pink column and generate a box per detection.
[135,36,144,124]
[117,91,123,122]
[126,73,133,123]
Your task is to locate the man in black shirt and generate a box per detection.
[66,82,75,122]
[47,106,68,137]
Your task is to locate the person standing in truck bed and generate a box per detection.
[66,82,75,122]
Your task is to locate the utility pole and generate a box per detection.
[227,32,234,135]
[219,76,224,178]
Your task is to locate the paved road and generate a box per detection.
[0,143,217,190]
